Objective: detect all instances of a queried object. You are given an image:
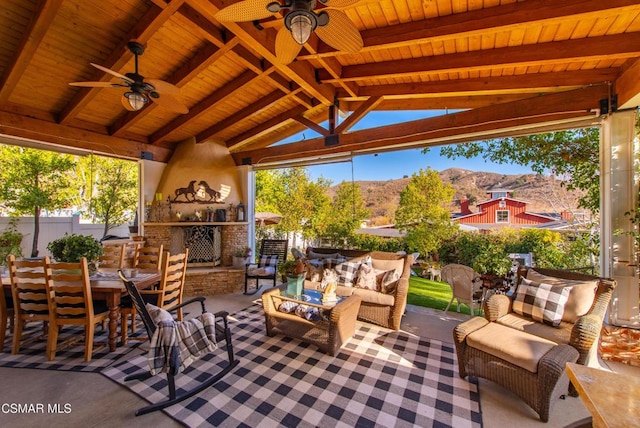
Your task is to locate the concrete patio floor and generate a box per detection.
[0,290,636,427]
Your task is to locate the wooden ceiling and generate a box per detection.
[0,0,639,166]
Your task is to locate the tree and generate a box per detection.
[0,145,76,257]
[78,155,138,238]
[437,128,600,213]
[324,181,370,246]
[395,168,457,258]
[255,168,331,246]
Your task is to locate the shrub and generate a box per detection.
[0,219,23,266]
[47,234,103,264]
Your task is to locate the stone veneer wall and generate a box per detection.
[142,223,249,295]
[184,268,245,295]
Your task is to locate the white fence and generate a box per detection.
[0,215,131,258]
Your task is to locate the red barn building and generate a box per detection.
[453,190,558,229]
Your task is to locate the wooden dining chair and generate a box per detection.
[98,243,125,269]
[7,255,49,355]
[120,249,188,345]
[119,244,163,344]
[153,249,189,320]
[132,244,164,270]
[45,257,110,362]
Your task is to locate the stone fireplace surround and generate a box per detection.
[143,222,249,295]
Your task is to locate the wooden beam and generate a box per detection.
[616,58,640,109]
[188,0,335,106]
[340,94,537,111]
[335,96,383,134]
[298,0,640,59]
[0,0,64,103]
[227,105,308,149]
[179,3,227,47]
[317,33,640,83]
[196,90,285,143]
[233,85,608,165]
[149,69,258,144]
[340,69,621,99]
[59,1,186,124]
[0,109,172,162]
[293,115,330,137]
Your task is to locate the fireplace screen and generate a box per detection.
[170,225,221,267]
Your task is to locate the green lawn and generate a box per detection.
[407,274,475,316]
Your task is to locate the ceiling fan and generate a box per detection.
[69,41,189,114]
[215,0,364,64]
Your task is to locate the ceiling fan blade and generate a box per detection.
[215,0,277,22]
[316,10,363,53]
[150,93,189,114]
[323,0,362,7]
[121,94,138,112]
[275,27,303,64]
[90,63,134,83]
[146,78,180,95]
[69,81,125,88]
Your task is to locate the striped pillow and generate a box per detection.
[513,278,571,327]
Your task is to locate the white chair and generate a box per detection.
[441,264,483,315]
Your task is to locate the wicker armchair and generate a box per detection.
[483,267,616,368]
[454,267,616,421]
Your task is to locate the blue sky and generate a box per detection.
[279,110,535,184]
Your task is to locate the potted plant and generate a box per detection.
[278,258,306,296]
[232,246,251,269]
[47,234,103,272]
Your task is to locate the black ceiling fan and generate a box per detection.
[215,0,364,64]
[69,41,189,114]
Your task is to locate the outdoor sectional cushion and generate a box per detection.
[466,322,557,373]
[352,288,394,306]
[526,270,598,323]
[495,313,573,345]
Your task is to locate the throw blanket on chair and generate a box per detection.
[148,313,218,375]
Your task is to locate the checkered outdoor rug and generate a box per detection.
[0,323,144,372]
[102,305,483,427]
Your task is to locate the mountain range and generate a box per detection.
[328,168,582,226]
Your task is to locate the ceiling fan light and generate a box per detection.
[287,12,315,45]
[125,91,148,111]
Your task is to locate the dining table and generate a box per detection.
[1,267,161,352]
[88,268,161,351]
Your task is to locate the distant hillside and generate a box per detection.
[328,168,582,225]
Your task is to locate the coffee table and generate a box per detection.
[261,287,361,356]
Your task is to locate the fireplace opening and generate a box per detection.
[170,225,221,267]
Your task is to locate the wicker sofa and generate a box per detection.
[453,267,616,421]
[303,248,413,330]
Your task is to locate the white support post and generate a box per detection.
[601,109,639,327]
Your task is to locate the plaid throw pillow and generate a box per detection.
[259,255,278,267]
[334,261,361,287]
[512,278,571,327]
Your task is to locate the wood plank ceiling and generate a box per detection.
[0,0,638,166]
